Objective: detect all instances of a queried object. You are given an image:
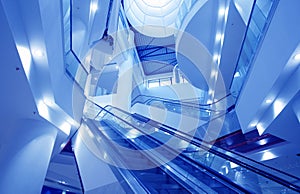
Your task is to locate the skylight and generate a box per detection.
[124,0,183,37]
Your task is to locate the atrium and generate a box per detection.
[0,0,299,193]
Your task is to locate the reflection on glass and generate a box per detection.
[231,0,278,99]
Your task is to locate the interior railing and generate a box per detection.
[89,101,300,193]
[131,93,233,119]
[88,103,249,193]
[83,119,150,194]
[230,0,279,99]
[62,0,88,91]
[175,0,199,30]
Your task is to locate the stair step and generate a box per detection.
[135,172,168,182]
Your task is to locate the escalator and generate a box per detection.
[97,121,192,193]
[84,104,253,193]
[98,120,244,193]
[87,103,300,193]
[131,94,234,121]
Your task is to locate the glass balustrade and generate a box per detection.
[230,0,279,99]
[62,0,88,91]
[90,104,300,193]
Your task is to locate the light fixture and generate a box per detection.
[215,33,222,42]
[43,96,55,107]
[265,99,273,104]
[142,0,171,7]
[234,72,240,78]
[229,162,239,169]
[32,49,44,58]
[249,122,257,128]
[213,54,219,62]
[257,123,265,135]
[17,45,32,77]
[60,122,71,136]
[37,100,50,120]
[207,99,213,104]
[294,53,300,61]
[218,7,226,17]
[261,150,277,161]
[273,99,285,117]
[60,142,67,149]
[90,2,98,13]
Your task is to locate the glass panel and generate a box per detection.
[159,78,172,86]
[256,0,273,17]
[95,106,300,193]
[148,80,159,88]
[175,0,198,30]
[65,51,87,90]
[252,6,267,31]
[230,0,278,99]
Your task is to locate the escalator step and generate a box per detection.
[135,172,168,182]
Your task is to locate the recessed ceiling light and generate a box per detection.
[234,72,240,78]
[33,49,44,57]
[215,33,222,42]
[218,8,226,16]
[265,99,272,104]
[294,53,300,61]
[90,2,98,13]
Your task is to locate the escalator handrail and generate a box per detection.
[84,119,150,194]
[144,98,221,113]
[102,119,248,193]
[99,104,300,193]
[131,93,231,108]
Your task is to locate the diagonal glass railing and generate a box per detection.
[230,0,279,99]
[82,119,150,194]
[88,103,249,193]
[91,103,300,193]
[131,93,233,120]
[84,114,197,192]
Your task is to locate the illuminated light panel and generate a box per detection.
[257,123,265,135]
[294,53,300,61]
[249,121,257,128]
[218,7,226,17]
[265,99,273,104]
[257,139,268,146]
[213,54,219,62]
[229,162,239,169]
[124,0,182,37]
[60,142,67,149]
[32,49,44,58]
[215,33,223,42]
[103,152,107,160]
[211,70,217,78]
[37,101,50,120]
[43,96,55,107]
[90,2,98,13]
[17,45,32,77]
[234,72,240,78]
[261,150,277,161]
[60,122,71,136]
[273,99,285,117]
[126,129,141,138]
[142,0,171,7]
